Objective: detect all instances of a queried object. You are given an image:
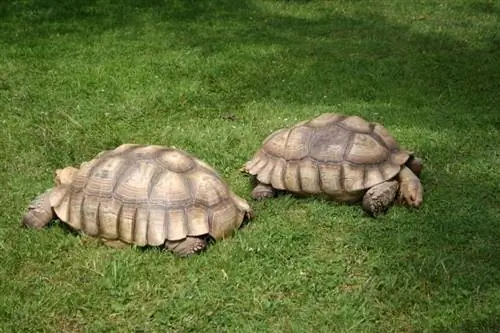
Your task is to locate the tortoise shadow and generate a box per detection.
[31,214,252,257]
[2,0,498,131]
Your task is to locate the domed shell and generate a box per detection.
[244,113,410,196]
[50,144,252,246]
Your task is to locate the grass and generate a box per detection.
[0,0,499,332]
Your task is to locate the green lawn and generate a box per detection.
[1,0,499,332]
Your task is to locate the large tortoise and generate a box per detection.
[242,113,424,216]
[22,144,253,256]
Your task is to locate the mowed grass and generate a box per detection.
[1,0,499,332]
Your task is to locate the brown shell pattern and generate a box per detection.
[51,144,250,246]
[244,113,410,195]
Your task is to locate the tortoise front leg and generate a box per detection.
[251,182,276,200]
[361,180,399,216]
[406,156,423,178]
[22,189,55,229]
[165,236,207,257]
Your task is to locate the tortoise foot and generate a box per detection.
[102,239,130,249]
[362,180,399,217]
[251,183,276,200]
[165,237,207,257]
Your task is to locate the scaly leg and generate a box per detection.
[251,182,276,200]
[406,156,423,178]
[165,237,207,257]
[101,239,130,249]
[362,180,399,216]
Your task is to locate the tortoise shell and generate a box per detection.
[50,144,252,246]
[243,113,410,198]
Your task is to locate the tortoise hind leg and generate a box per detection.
[165,237,207,257]
[22,189,55,229]
[362,180,399,216]
[251,182,276,200]
[101,239,130,249]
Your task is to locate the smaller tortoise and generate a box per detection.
[242,113,423,216]
[22,144,253,256]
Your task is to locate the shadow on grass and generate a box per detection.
[454,317,500,333]
[2,0,499,129]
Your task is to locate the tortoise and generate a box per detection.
[22,144,253,256]
[242,113,424,216]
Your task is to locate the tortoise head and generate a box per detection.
[22,189,55,229]
[398,166,424,208]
